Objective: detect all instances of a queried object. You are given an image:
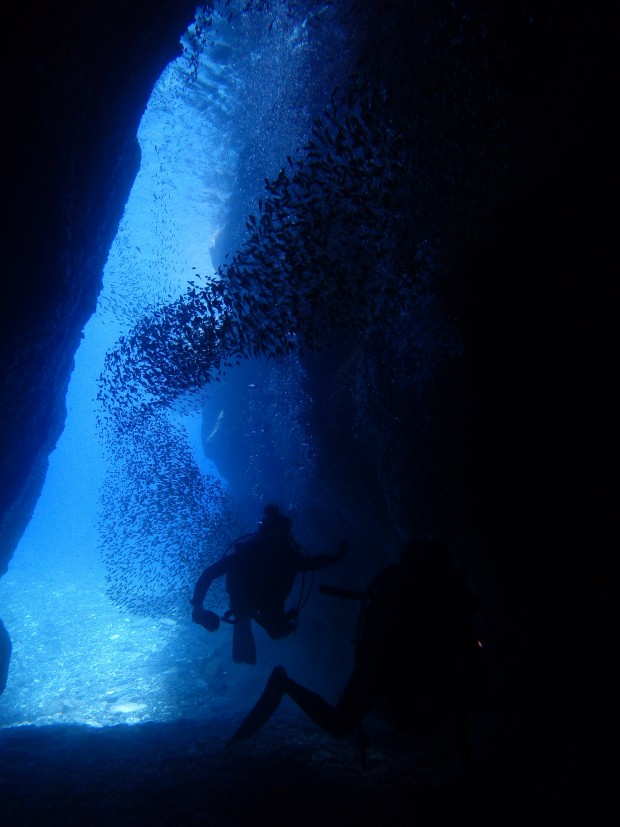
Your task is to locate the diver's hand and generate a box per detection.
[336,539,348,561]
[192,607,220,632]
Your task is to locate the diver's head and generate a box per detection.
[258,504,293,536]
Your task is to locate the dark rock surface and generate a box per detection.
[1,0,197,573]
[0,711,601,827]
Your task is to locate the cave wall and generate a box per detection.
[0,0,198,574]
[0,1,615,802]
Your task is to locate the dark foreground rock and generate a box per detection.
[0,711,611,827]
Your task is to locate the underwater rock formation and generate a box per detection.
[0,0,199,575]
[0,617,10,695]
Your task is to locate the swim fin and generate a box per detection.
[226,666,288,746]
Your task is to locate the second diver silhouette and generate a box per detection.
[227,539,487,773]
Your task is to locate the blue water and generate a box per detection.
[0,1,362,729]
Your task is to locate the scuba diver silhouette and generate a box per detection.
[227,539,487,772]
[191,504,347,664]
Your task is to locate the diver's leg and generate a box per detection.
[232,615,256,665]
[284,676,356,738]
[227,665,288,745]
[282,666,379,739]
[227,666,379,745]
[226,666,346,745]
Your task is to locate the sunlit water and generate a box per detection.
[0,1,358,729]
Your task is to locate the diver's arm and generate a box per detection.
[296,539,348,572]
[190,557,230,632]
[190,556,229,607]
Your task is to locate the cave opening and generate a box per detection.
[0,2,362,730]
